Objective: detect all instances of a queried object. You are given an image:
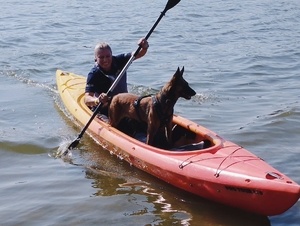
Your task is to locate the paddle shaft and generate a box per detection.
[107,0,181,96]
[62,0,181,155]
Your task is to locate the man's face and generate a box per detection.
[95,48,112,71]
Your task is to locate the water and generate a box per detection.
[1,0,299,225]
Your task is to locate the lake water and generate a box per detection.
[1,0,299,225]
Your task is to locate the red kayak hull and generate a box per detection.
[56,70,300,216]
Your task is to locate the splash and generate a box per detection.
[48,138,73,159]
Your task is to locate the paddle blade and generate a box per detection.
[164,0,181,13]
[67,138,80,150]
[60,137,80,156]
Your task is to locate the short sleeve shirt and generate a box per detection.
[85,53,131,97]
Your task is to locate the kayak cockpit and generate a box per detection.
[79,93,222,153]
[132,123,213,151]
[127,116,222,152]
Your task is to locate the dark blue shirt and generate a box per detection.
[85,53,131,97]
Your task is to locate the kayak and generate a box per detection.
[56,69,300,216]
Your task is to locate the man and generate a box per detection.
[84,37,149,116]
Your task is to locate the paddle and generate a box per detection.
[60,0,181,157]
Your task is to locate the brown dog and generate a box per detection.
[108,67,196,146]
